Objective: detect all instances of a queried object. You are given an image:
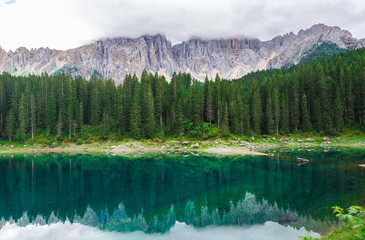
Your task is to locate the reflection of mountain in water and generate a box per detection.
[0,192,331,233]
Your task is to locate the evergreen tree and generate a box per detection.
[301,94,312,131]
[176,96,185,136]
[0,80,5,136]
[57,108,63,138]
[280,92,289,133]
[251,81,262,134]
[222,103,230,136]
[155,76,165,135]
[67,78,76,140]
[16,94,27,140]
[46,95,57,135]
[344,67,355,125]
[101,108,111,138]
[145,85,156,138]
[231,101,240,134]
[272,89,280,134]
[265,97,274,134]
[288,74,300,131]
[206,81,214,124]
[313,99,322,132]
[321,77,334,133]
[242,102,251,135]
[214,74,222,128]
[30,94,36,140]
[130,83,142,139]
[189,80,202,126]
[362,96,365,131]
[4,108,15,142]
[117,94,125,136]
[89,78,102,126]
[334,87,344,132]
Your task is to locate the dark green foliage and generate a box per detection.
[280,92,289,133]
[130,83,142,139]
[222,103,230,136]
[300,42,344,65]
[334,87,344,132]
[4,108,15,142]
[1,47,365,141]
[46,95,57,135]
[30,94,36,140]
[250,81,262,134]
[301,94,312,131]
[0,79,6,136]
[15,94,27,140]
[145,85,156,138]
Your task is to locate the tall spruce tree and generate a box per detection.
[251,81,262,134]
[334,87,344,132]
[16,94,27,140]
[145,85,156,138]
[46,94,57,135]
[130,83,142,139]
[242,101,251,135]
[272,89,280,134]
[30,94,36,140]
[280,92,289,133]
[206,81,214,124]
[222,103,230,136]
[265,97,274,134]
[301,94,312,131]
[0,80,5,136]
[4,108,15,142]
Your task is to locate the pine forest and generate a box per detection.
[0,48,365,142]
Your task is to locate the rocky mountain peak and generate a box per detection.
[0,24,363,83]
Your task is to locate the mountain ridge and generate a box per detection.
[0,24,364,83]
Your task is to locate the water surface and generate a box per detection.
[0,151,364,239]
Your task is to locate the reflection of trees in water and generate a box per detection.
[0,192,332,233]
[0,153,360,234]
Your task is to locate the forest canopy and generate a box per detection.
[0,47,365,141]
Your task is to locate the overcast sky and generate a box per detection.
[1,0,365,51]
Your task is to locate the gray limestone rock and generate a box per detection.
[0,24,363,83]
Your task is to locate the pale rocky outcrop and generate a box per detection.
[0,24,363,83]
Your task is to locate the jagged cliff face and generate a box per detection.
[0,24,364,83]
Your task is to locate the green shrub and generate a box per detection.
[333,206,365,240]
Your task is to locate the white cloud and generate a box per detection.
[0,0,96,51]
[0,0,365,51]
[4,0,16,4]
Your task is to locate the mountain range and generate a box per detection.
[0,24,364,83]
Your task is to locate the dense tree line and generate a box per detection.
[0,48,365,141]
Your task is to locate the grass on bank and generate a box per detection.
[320,225,365,240]
[0,127,365,155]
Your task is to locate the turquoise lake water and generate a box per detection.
[0,151,364,239]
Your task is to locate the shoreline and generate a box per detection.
[0,143,267,156]
[1,136,365,157]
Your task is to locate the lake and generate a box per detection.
[0,150,364,239]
